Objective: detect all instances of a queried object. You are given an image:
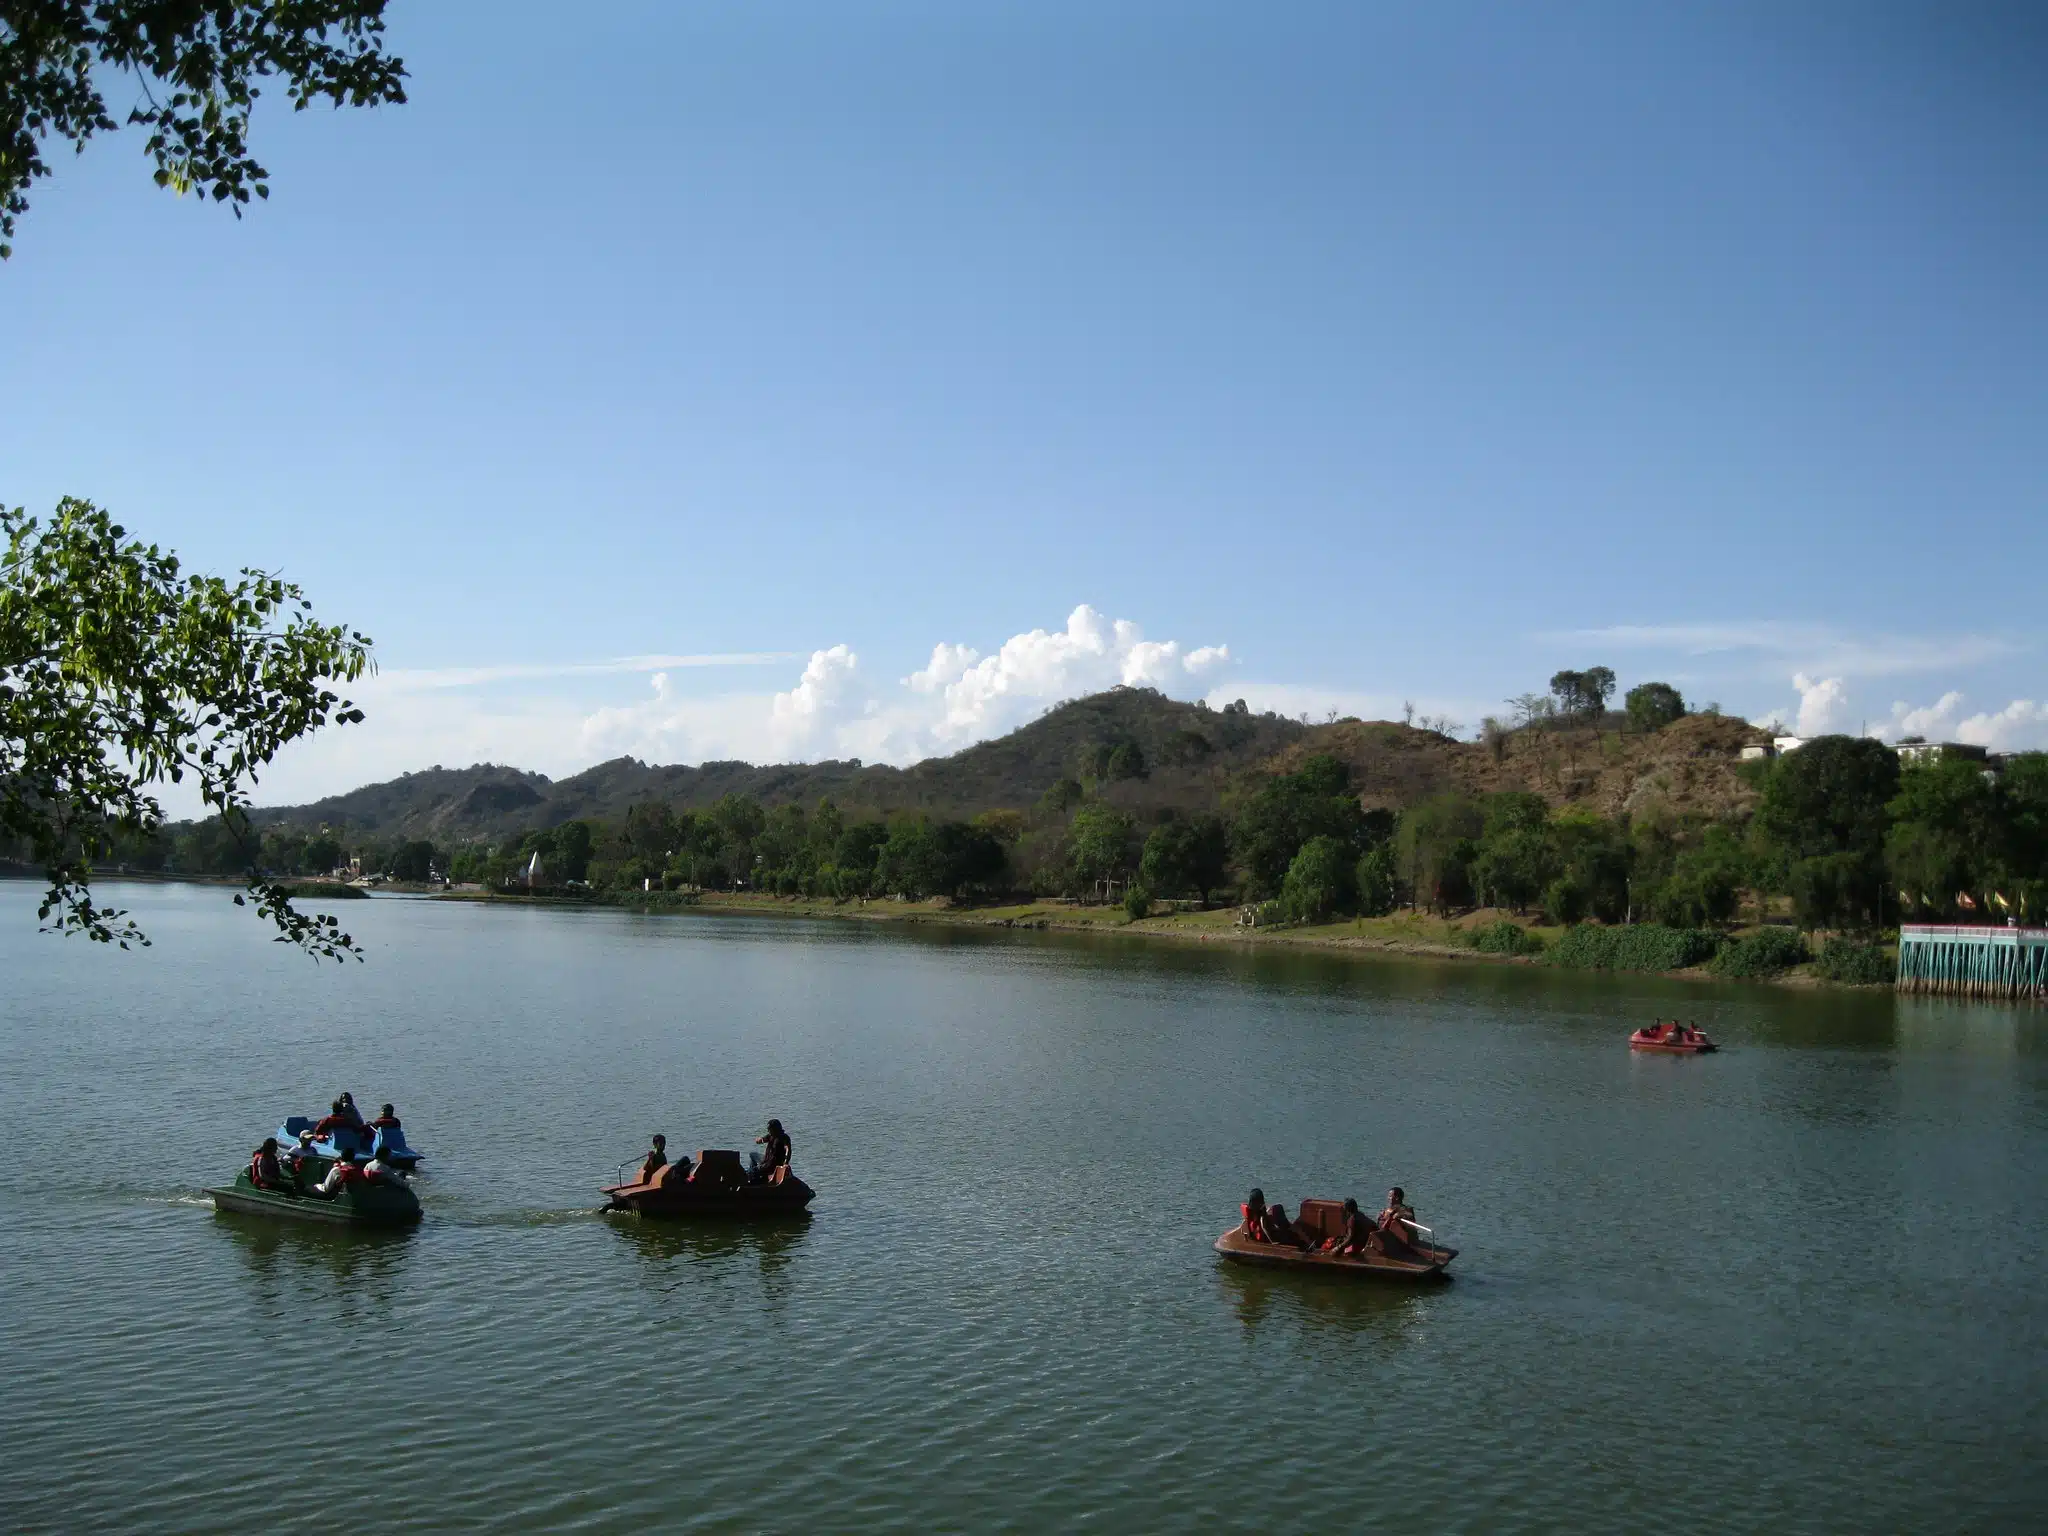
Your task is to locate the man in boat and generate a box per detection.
[313,1150,369,1199]
[1371,1188,1420,1259]
[249,1137,288,1192]
[638,1134,669,1184]
[371,1103,402,1132]
[337,1093,367,1132]
[752,1119,791,1182]
[1321,1198,1378,1255]
[361,1146,404,1185]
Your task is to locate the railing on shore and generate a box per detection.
[1897,924,2048,999]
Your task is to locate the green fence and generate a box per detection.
[1896,925,2048,999]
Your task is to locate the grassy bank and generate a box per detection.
[442,886,1887,987]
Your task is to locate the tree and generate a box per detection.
[1755,736,1899,868]
[1355,843,1399,916]
[1,0,409,257]
[1068,804,1134,892]
[389,839,436,882]
[1885,756,2000,918]
[1140,815,1229,906]
[300,833,343,876]
[1229,754,1366,897]
[1624,682,1686,733]
[1548,669,1615,720]
[1279,835,1355,923]
[1104,741,1148,781]
[2,499,369,954]
[1396,793,1482,913]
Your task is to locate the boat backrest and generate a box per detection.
[693,1149,746,1191]
[1294,1199,1349,1244]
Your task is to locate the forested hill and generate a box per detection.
[248,688,1310,841]
[248,685,1772,845]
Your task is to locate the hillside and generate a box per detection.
[247,690,1770,844]
[249,688,1310,841]
[1266,711,1771,821]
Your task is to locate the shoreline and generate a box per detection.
[437,886,1885,991]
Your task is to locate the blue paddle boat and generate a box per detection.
[278,1115,423,1171]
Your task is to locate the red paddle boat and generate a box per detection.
[601,1148,815,1219]
[1214,1198,1456,1281]
[1630,1021,1717,1054]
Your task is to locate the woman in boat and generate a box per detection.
[754,1119,791,1180]
[337,1093,367,1132]
[1240,1189,1269,1239]
[1373,1188,1419,1258]
[639,1134,669,1183]
[249,1137,286,1191]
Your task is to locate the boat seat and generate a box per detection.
[1294,1199,1348,1245]
[692,1150,746,1191]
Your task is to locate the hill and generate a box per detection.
[249,688,1310,842]
[247,690,1770,845]
[1267,710,1771,821]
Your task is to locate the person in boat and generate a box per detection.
[371,1103,401,1131]
[1373,1188,1420,1258]
[1240,1188,1269,1239]
[1320,1198,1377,1255]
[1260,1201,1309,1249]
[361,1147,403,1185]
[337,1093,367,1131]
[313,1150,369,1199]
[638,1134,669,1184]
[249,1137,287,1191]
[308,1098,363,1144]
[753,1119,791,1182]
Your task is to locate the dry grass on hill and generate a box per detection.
[1262,711,1770,822]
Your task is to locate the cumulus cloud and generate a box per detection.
[1871,693,2048,752]
[247,604,1234,805]
[1791,673,1852,736]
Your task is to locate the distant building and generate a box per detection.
[1894,739,1987,767]
[1739,743,1774,762]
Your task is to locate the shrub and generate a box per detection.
[1812,937,1894,985]
[1469,919,1544,956]
[1280,835,1356,924]
[1123,884,1152,922]
[1708,927,1810,978]
[1549,923,1721,972]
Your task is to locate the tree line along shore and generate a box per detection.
[59,671,2048,991]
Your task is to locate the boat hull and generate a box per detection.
[1214,1229,1454,1281]
[602,1152,815,1220]
[1629,1037,1717,1054]
[208,1172,421,1227]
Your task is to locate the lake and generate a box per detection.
[2,881,2044,1532]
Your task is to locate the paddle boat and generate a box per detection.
[207,1166,422,1227]
[601,1148,815,1220]
[1629,1021,1717,1054]
[278,1115,423,1170]
[1214,1198,1456,1282]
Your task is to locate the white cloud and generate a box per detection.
[1870,693,2048,752]
[1790,672,1852,736]
[244,604,1233,805]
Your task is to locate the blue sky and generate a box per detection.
[3,1,2044,802]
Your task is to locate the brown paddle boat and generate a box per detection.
[1214,1198,1456,1281]
[601,1148,815,1219]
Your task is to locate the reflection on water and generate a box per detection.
[604,1211,811,1277]
[215,1208,418,1312]
[1214,1257,1437,1342]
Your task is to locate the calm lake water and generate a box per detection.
[2,881,2044,1533]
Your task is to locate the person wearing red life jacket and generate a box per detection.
[1240,1188,1269,1240]
[314,1152,369,1199]
[1321,1198,1376,1255]
[249,1138,286,1191]
[370,1103,401,1132]
[309,1098,354,1139]
[1372,1188,1420,1259]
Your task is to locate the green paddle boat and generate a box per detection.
[207,1169,422,1227]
